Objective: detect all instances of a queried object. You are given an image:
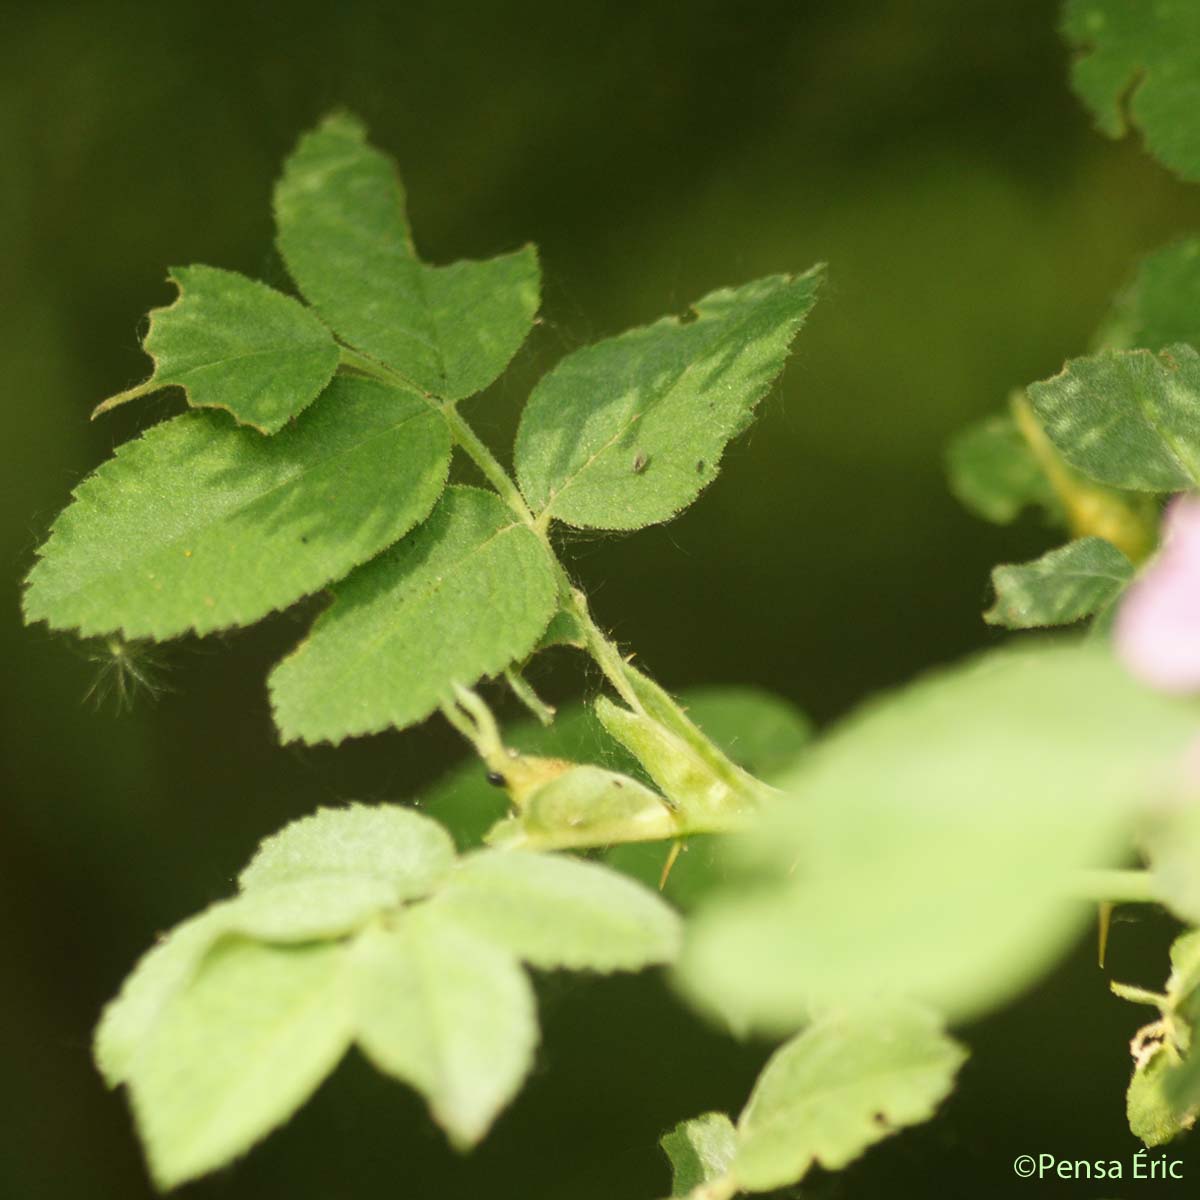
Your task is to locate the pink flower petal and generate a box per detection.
[1116,496,1200,693]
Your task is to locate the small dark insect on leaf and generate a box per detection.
[485,770,507,787]
[632,451,648,474]
[696,459,705,473]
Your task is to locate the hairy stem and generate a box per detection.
[338,344,766,802]
[560,586,646,712]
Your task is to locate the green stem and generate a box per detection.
[561,586,645,713]
[337,344,765,801]
[338,346,534,524]
[504,667,556,726]
[441,401,536,524]
[1072,868,1161,905]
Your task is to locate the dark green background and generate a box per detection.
[4,1,1199,1196]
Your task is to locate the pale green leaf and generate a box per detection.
[1101,237,1200,353]
[269,486,558,744]
[275,113,539,399]
[515,268,823,530]
[734,1004,965,1192]
[24,376,450,639]
[1164,934,1200,1116]
[221,876,402,941]
[94,874,403,1090]
[1128,1050,1197,1146]
[945,412,1062,524]
[1063,0,1200,182]
[985,537,1134,629]
[95,909,229,1090]
[660,1112,737,1197]
[1142,799,1200,925]
[428,849,681,971]
[94,265,339,433]
[238,804,455,898]
[677,644,1198,1032]
[349,908,536,1148]
[127,939,351,1190]
[1168,930,1200,1003]
[1115,932,1200,1132]
[1027,344,1200,490]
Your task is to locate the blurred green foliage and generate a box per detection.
[5,1,1200,1196]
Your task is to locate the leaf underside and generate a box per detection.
[733,1004,965,1192]
[677,644,1198,1032]
[348,910,538,1149]
[428,848,682,971]
[127,939,351,1191]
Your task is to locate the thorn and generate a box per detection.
[1098,901,1113,968]
[659,841,683,890]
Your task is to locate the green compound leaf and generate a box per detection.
[677,644,1198,1033]
[269,486,558,744]
[1063,0,1200,183]
[945,412,1062,525]
[95,910,230,1091]
[427,849,681,972]
[1027,344,1200,491]
[126,939,352,1191]
[238,804,455,898]
[660,1112,737,1197]
[515,268,823,530]
[984,537,1134,629]
[94,265,340,434]
[275,113,539,399]
[349,908,537,1149]
[733,1004,966,1192]
[24,376,450,639]
[1102,237,1200,353]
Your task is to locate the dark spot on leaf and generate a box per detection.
[485,771,506,787]
[696,459,705,473]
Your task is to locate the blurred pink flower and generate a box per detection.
[1116,496,1200,693]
